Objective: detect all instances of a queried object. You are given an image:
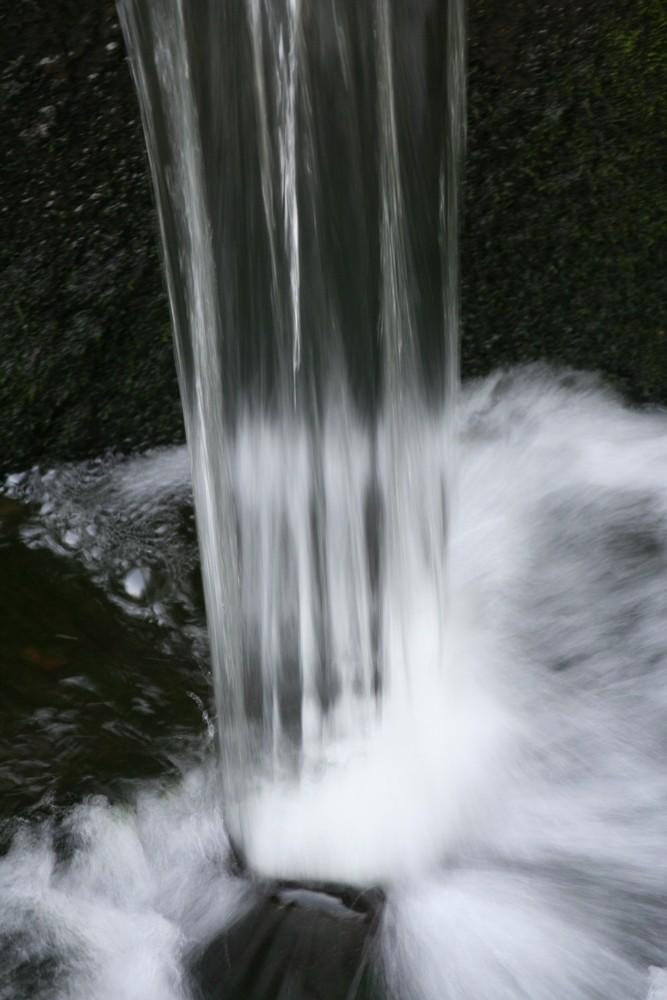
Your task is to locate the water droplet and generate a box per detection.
[123,566,152,600]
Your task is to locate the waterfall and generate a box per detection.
[4,2,667,995]
[118,0,464,881]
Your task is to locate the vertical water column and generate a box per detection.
[247,0,303,403]
[442,0,465,522]
[117,0,245,777]
[376,0,421,702]
[376,0,464,709]
[119,0,466,880]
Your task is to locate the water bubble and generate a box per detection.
[6,472,26,488]
[123,566,152,600]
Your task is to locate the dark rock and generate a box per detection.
[190,882,384,1000]
[462,0,667,400]
[0,0,181,474]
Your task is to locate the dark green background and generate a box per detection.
[1,0,665,474]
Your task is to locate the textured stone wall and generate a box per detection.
[462,0,667,398]
[0,1,179,474]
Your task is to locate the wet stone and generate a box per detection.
[190,882,384,1000]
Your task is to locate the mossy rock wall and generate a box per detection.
[463,0,667,401]
[1,0,665,473]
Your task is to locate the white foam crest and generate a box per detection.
[240,618,520,883]
[383,872,649,1000]
[4,370,667,997]
[113,446,192,501]
[0,767,248,1000]
[227,371,667,902]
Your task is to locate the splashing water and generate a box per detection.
[4,0,666,995]
[2,370,667,997]
[112,0,667,992]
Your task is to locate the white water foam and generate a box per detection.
[383,871,650,1000]
[226,369,667,895]
[0,767,249,1000]
[3,370,667,998]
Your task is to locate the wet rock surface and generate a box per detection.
[190,883,383,1000]
[0,1,181,474]
[0,499,209,824]
[2,0,666,473]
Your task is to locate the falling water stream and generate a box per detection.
[2,1,667,999]
[117,0,465,883]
